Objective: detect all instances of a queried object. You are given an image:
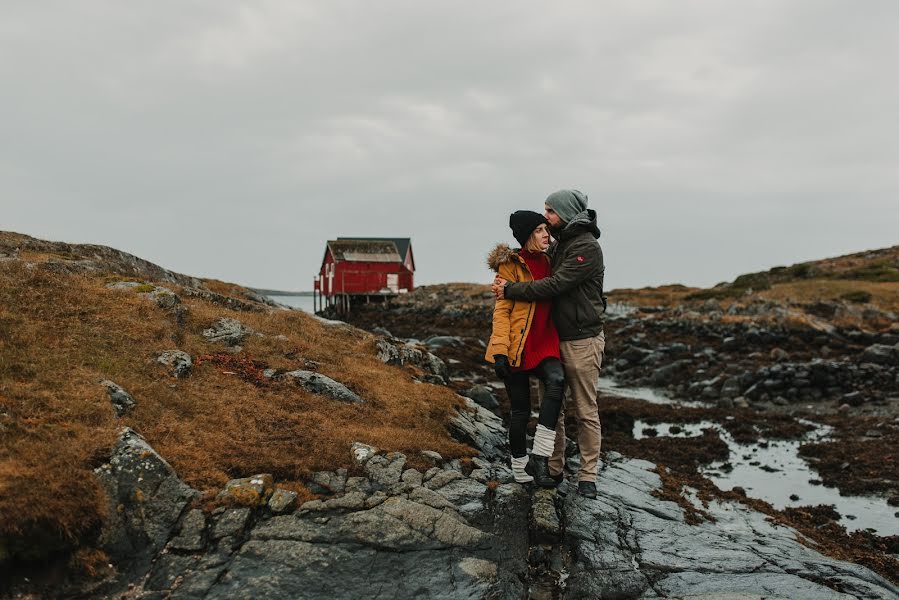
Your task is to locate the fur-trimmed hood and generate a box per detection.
[486,243,524,272]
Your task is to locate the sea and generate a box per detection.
[266,294,316,313]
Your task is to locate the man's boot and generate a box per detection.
[577,481,597,498]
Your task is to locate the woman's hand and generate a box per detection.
[493,277,508,299]
[493,354,512,378]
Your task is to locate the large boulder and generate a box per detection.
[375,339,449,384]
[861,343,899,366]
[203,317,252,346]
[460,385,499,411]
[283,370,363,404]
[448,398,507,461]
[94,428,198,571]
[157,350,192,378]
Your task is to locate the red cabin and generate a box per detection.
[314,237,415,313]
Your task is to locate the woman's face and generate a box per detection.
[528,224,551,251]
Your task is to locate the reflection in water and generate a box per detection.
[600,378,707,407]
[632,418,898,536]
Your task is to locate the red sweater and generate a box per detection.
[517,250,560,371]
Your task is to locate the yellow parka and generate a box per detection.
[484,243,549,367]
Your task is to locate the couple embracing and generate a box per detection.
[485,189,606,498]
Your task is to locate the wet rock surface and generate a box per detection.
[339,283,899,588]
[562,453,897,599]
[85,416,898,599]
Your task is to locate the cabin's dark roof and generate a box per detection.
[326,240,401,263]
[338,237,411,261]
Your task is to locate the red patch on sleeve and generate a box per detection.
[576,256,585,262]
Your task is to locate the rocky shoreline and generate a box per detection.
[52,402,899,599]
[336,281,899,591]
[3,234,898,598]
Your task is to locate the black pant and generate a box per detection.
[503,357,566,458]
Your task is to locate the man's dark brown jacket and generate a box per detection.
[504,209,605,341]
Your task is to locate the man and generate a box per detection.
[493,189,606,498]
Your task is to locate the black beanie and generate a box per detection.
[509,210,548,247]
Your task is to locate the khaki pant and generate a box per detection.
[547,330,605,483]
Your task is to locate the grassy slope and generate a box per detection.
[611,245,899,317]
[0,241,471,560]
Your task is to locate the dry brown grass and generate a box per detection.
[608,285,699,307]
[758,279,899,313]
[0,261,472,558]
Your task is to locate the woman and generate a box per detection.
[485,210,565,487]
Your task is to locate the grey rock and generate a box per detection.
[420,450,443,463]
[107,281,181,310]
[211,508,252,540]
[268,489,298,514]
[469,468,490,483]
[842,390,865,406]
[456,557,497,582]
[720,376,743,398]
[770,347,790,362]
[364,452,406,486]
[433,479,487,515]
[284,370,363,403]
[460,385,499,411]
[862,343,899,366]
[448,397,507,461]
[318,491,369,511]
[310,469,348,494]
[364,491,389,509]
[157,350,192,378]
[100,380,136,416]
[168,509,206,552]
[400,468,423,487]
[374,338,401,364]
[423,335,465,349]
[350,442,378,465]
[649,359,692,386]
[408,486,458,511]
[374,339,449,383]
[94,428,198,570]
[202,317,252,346]
[424,470,466,490]
[217,474,275,507]
[344,476,372,494]
[424,353,449,384]
[531,488,560,544]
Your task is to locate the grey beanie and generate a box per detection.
[545,189,588,224]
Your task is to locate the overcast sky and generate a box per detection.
[3,1,897,291]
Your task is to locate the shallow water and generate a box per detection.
[600,378,707,407]
[266,294,316,313]
[632,418,899,536]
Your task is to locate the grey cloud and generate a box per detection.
[2,1,897,290]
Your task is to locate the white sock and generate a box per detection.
[511,455,533,483]
[532,425,556,457]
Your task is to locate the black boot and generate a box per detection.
[525,455,558,488]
